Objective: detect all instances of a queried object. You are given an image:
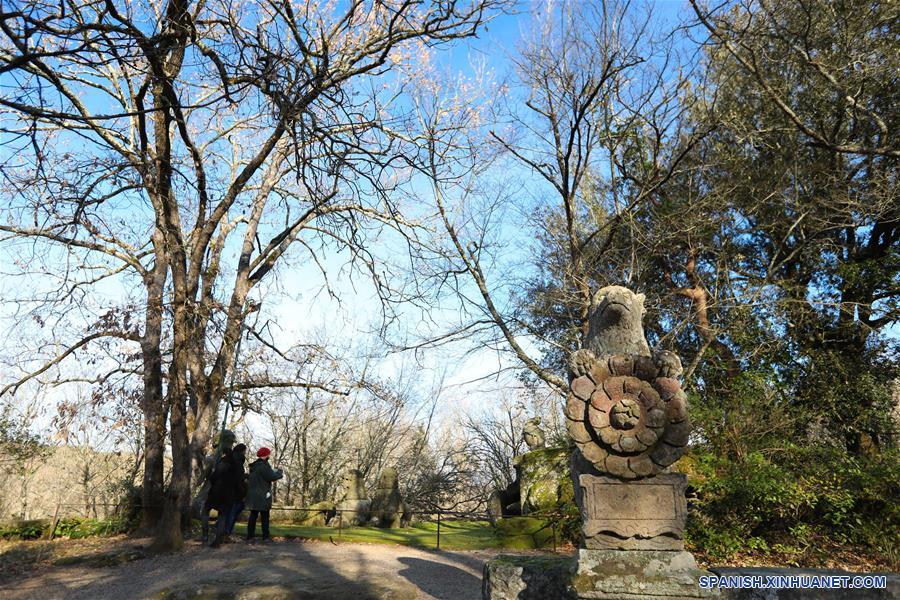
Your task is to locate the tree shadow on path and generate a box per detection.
[397,555,482,600]
[2,539,421,600]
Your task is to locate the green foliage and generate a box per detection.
[493,517,558,549]
[0,516,135,541]
[0,519,47,540]
[53,516,132,539]
[542,501,581,546]
[0,414,48,474]
[684,447,900,564]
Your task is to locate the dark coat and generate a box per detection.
[246,458,283,511]
[206,450,247,511]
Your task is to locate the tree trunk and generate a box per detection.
[138,241,167,534]
[139,404,166,534]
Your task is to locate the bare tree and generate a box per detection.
[400,0,704,392]
[1,0,505,548]
[253,347,480,511]
[462,396,527,494]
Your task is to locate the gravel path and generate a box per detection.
[0,538,496,599]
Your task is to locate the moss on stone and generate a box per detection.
[516,446,574,515]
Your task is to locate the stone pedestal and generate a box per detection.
[570,549,717,599]
[573,451,687,550]
[564,451,716,600]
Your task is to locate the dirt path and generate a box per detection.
[0,538,499,599]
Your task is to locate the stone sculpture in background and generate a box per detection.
[369,467,411,528]
[333,469,371,526]
[487,418,573,523]
[517,446,572,516]
[522,417,546,449]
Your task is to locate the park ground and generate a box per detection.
[0,520,894,599]
[0,534,505,600]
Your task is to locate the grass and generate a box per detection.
[232,518,559,551]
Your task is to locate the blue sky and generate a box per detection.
[1,0,896,445]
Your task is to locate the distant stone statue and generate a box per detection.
[487,418,572,522]
[522,417,545,450]
[333,469,371,526]
[369,467,410,528]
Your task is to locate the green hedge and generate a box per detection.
[54,516,132,539]
[0,519,47,540]
[684,447,900,564]
[0,516,133,540]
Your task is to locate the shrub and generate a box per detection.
[53,516,132,539]
[0,519,47,540]
[684,446,900,563]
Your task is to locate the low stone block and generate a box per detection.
[482,554,577,600]
[483,551,719,600]
[571,549,718,599]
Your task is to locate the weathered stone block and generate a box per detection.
[290,501,335,526]
[573,453,687,550]
[571,549,718,599]
[518,446,574,514]
[482,554,577,600]
[370,468,409,528]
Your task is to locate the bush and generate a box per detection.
[53,516,132,539]
[0,519,48,540]
[0,516,134,541]
[684,447,900,564]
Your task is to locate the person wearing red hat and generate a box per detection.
[245,447,283,542]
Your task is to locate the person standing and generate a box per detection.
[198,430,236,543]
[224,460,249,536]
[245,447,283,542]
[207,443,247,547]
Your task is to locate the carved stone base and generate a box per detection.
[572,452,686,550]
[570,549,718,599]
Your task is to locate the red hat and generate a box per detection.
[256,447,271,458]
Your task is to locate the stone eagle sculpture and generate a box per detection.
[565,286,690,479]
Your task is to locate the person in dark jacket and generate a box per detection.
[198,432,236,543]
[224,482,247,536]
[206,443,247,547]
[245,447,283,541]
